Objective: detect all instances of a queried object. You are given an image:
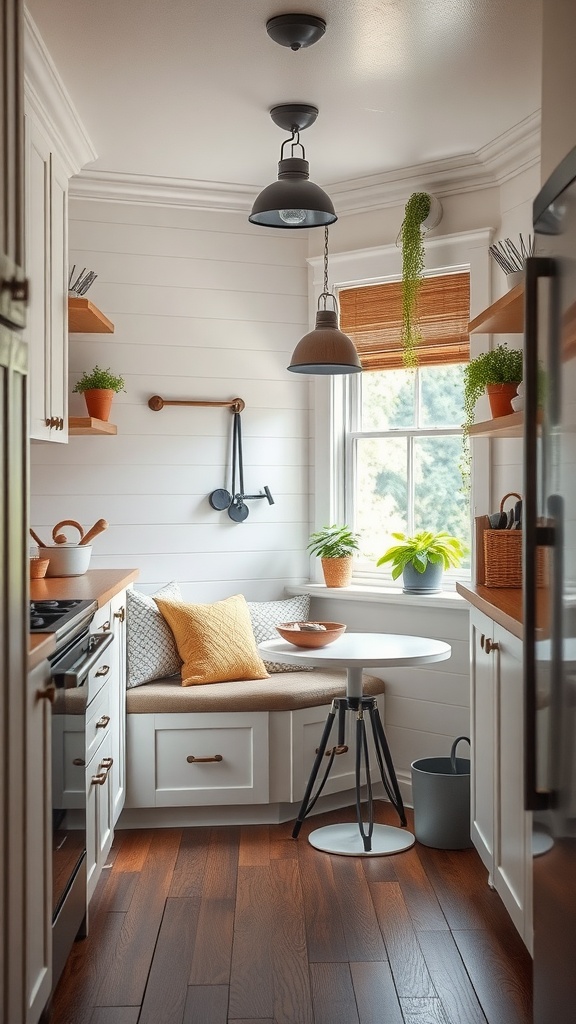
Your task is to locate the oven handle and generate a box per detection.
[60,629,115,687]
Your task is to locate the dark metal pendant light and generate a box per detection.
[249,104,336,230]
[288,227,362,375]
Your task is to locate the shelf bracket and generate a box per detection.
[148,395,245,413]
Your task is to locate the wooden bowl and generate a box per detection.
[30,557,50,580]
[276,621,346,648]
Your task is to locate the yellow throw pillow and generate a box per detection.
[154,593,269,686]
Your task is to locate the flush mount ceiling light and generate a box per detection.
[266,13,326,50]
[288,227,362,375]
[249,103,337,229]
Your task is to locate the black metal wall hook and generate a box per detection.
[208,409,274,522]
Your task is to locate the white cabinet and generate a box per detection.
[86,728,114,902]
[24,108,68,443]
[470,606,533,950]
[25,661,53,1023]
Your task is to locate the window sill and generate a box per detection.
[285,582,469,611]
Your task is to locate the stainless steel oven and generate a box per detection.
[31,600,114,986]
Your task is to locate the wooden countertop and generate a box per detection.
[29,568,139,669]
[456,582,550,640]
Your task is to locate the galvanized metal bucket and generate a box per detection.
[411,736,472,849]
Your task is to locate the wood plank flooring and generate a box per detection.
[46,804,532,1024]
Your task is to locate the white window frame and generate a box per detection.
[308,228,494,588]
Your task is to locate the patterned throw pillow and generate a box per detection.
[247,594,314,673]
[126,581,183,688]
[154,593,268,686]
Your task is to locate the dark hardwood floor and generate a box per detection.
[47,803,532,1024]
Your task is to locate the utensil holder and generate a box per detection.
[478,492,547,587]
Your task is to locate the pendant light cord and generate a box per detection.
[319,225,336,312]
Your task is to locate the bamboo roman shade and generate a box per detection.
[339,272,470,371]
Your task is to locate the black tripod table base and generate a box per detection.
[308,822,415,857]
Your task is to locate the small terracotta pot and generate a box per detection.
[84,388,114,421]
[486,382,519,418]
[321,556,353,588]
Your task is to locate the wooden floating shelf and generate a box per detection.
[68,297,115,334]
[468,283,524,335]
[468,411,524,437]
[68,417,117,436]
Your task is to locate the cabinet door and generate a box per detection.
[470,606,496,875]
[25,662,52,1022]
[25,112,67,442]
[493,624,533,949]
[25,114,51,441]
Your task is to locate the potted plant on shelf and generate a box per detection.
[72,364,125,422]
[398,192,442,367]
[376,530,466,594]
[463,344,523,429]
[307,524,360,588]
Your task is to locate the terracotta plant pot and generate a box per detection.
[83,388,114,421]
[486,382,519,419]
[321,556,353,588]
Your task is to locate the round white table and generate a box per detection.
[259,632,451,857]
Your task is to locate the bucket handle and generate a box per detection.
[450,735,470,774]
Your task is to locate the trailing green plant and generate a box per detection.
[376,530,466,580]
[399,192,431,368]
[72,365,126,393]
[462,344,523,433]
[307,524,360,559]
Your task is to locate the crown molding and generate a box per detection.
[68,112,541,215]
[24,9,97,176]
[69,168,257,211]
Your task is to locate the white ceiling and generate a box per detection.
[25,0,542,196]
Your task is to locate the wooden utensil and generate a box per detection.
[29,527,47,547]
[79,518,108,546]
[52,520,84,544]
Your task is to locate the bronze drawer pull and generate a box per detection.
[91,772,107,786]
[95,665,110,677]
[72,758,86,767]
[100,757,114,772]
[316,744,349,757]
[37,683,56,703]
[100,621,111,633]
[96,715,110,729]
[186,754,223,763]
[485,638,499,654]
[113,606,125,622]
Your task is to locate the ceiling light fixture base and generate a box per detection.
[269,103,318,133]
[266,14,326,51]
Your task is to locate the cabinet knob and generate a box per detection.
[36,683,56,703]
[95,664,110,678]
[485,638,499,654]
[113,606,125,623]
[96,714,110,729]
[100,757,114,773]
[91,772,107,786]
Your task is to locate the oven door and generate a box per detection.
[50,629,114,984]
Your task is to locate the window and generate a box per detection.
[339,272,471,582]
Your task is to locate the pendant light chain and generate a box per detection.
[320,225,331,310]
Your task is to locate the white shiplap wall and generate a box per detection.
[30,199,313,601]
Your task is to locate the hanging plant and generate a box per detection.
[399,192,432,367]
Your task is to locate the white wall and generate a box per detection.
[30,199,313,601]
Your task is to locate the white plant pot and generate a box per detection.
[422,194,443,231]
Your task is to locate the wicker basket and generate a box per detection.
[481,493,547,588]
[30,557,49,579]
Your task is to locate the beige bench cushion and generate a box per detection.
[125,670,385,714]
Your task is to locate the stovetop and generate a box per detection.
[30,599,97,636]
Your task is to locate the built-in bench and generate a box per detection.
[121,669,386,827]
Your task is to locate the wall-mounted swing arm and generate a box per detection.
[148,395,245,413]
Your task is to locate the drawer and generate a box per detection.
[86,681,112,762]
[128,712,269,807]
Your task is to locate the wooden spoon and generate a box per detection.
[79,519,108,546]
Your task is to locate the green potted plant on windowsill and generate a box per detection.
[72,364,125,422]
[307,524,360,588]
[376,530,466,594]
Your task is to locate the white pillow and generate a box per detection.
[247,594,313,673]
[126,581,183,687]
